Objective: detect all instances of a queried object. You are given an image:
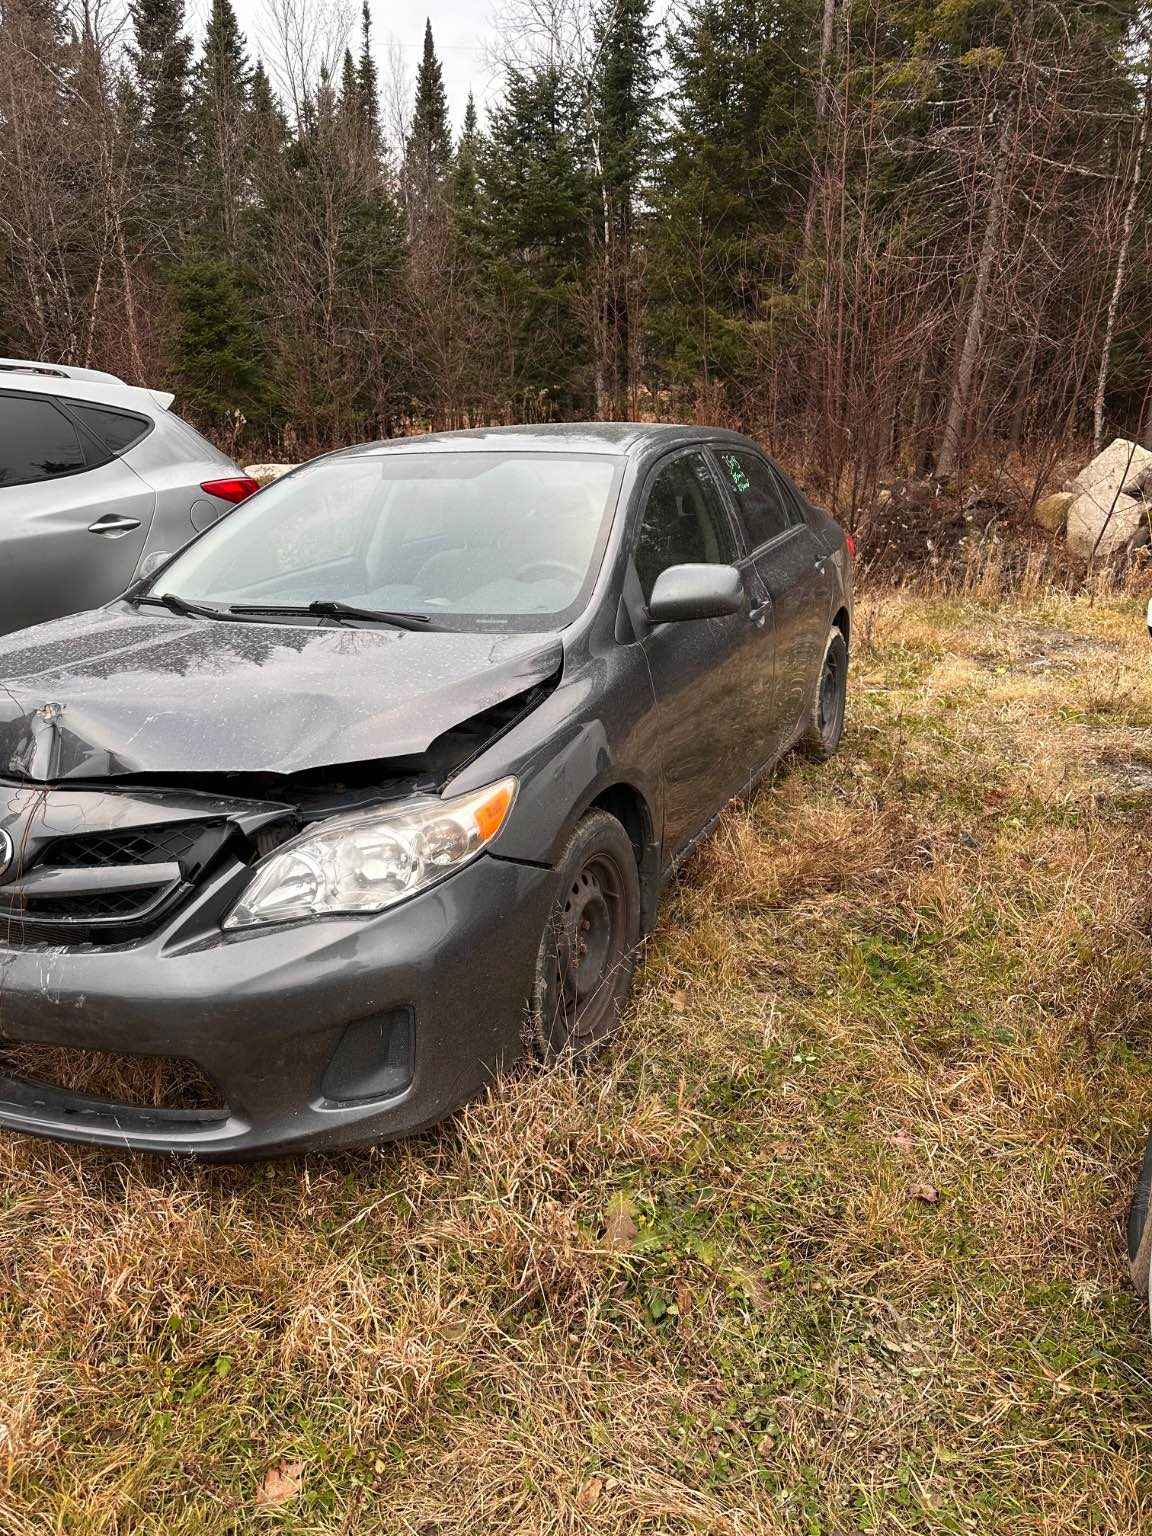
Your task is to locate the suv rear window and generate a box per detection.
[0,394,86,486]
[69,403,150,458]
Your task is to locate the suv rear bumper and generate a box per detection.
[0,854,552,1158]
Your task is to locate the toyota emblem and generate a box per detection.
[0,828,12,879]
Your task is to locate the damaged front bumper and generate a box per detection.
[0,784,552,1157]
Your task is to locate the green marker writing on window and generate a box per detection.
[723,453,751,493]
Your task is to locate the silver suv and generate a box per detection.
[0,359,256,635]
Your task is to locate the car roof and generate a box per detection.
[338,422,759,459]
[0,362,175,415]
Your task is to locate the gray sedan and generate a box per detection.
[0,423,853,1158]
[0,359,257,634]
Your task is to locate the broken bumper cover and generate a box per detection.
[0,854,552,1158]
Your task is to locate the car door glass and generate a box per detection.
[0,395,86,487]
[716,449,793,549]
[633,451,736,600]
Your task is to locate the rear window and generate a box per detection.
[0,393,86,486]
[69,403,151,458]
[717,448,796,549]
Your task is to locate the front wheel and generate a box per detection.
[799,627,848,762]
[527,810,642,1062]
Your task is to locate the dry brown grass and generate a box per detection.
[3,582,1152,1533]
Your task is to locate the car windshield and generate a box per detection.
[150,450,625,631]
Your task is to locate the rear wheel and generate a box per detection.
[799,627,848,762]
[528,811,641,1062]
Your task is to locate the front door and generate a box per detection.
[0,391,156,634]
[632,448,772,861]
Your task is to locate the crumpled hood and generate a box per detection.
[0,609,563,782]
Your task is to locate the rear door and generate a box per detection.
[0,391,156,634]
[712,446,833,755]
[630,447,769,860]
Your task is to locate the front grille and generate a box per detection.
[17,890,162,921]
[0,818,234,947]
[47,824,209,869]
[0,1040,226,1113]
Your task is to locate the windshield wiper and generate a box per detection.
[132,591,229,620]
[228,600,438,631]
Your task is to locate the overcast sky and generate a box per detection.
[221,0,504,131]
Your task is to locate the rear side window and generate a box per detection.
[716,449,795,549]
[0,394,86,486]
[633,450,736,600]
[69,403,150,458]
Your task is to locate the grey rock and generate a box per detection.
[1067,487,1149,559]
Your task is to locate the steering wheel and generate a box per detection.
[517,560,581,583]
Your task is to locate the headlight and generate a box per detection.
[223,777,517,929]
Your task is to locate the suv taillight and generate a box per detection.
[201,476,259,505]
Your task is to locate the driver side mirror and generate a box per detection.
[647,563,744,624]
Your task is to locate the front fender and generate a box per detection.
[445,660,662,877]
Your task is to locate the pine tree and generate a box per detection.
[356,0,381,155]
[452,91,482,227]
[172,255,266,427]
[339,46,360,122]
[404,17,452,218]
[248,60,289,152]
[593,0,656,413]
[648,0,816,389]
[191,0,251,254]
[338,4,383,177]
[478,65,595,413]
[597,0,655,221]
[129,0,194,240]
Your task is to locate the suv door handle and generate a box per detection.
[88,514,141,538]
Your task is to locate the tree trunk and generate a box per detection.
[1092,61,1152,452]
[936,107,1014,480]
[113,211,145,382]
[816,0,837,122]
[1009,326,1040,450]
[802,0,839,255]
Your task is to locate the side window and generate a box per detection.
[69,404,150,459]
[633,451,736,601]
[716,449,795,549]
[772,465,814,526]
[0,395,86,487]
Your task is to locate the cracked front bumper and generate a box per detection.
[0,853,552,1158]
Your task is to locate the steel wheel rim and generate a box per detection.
[818,646,844,739]
[550,851,626,1042]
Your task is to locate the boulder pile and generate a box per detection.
[1034,438,1152,559]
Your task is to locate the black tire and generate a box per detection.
[527,810,642,1062]
[799,627,848,762]
[1128,1132,1152,1297]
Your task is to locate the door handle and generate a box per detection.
[88,514,141,538]
[749,600,772,629]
